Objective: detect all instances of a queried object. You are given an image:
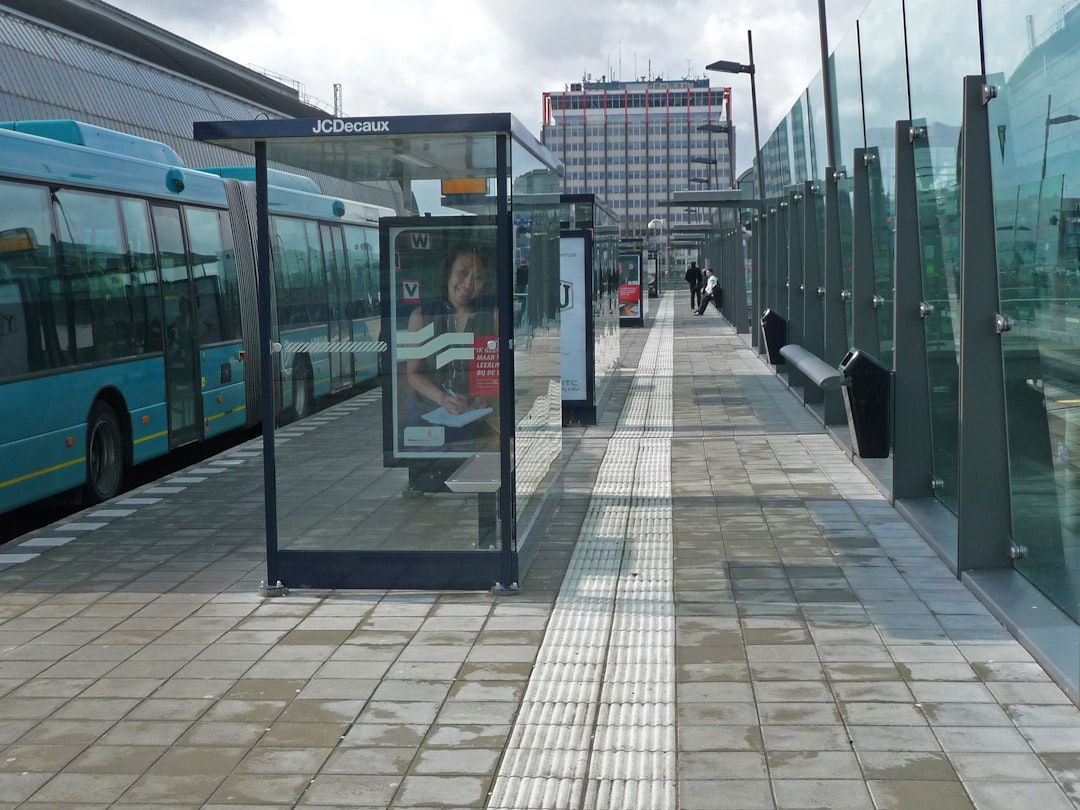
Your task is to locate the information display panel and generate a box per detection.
[619,251,645,326]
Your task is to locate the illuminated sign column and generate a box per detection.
[618,250,645,327]
[560,230,597,424]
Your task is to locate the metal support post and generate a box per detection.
[776,202,789,320]
[851,147,880,357]
[822,167,847,424]
[760,209,768,354]
[787,189,806,390]
[751,213,761,347]
[255,140,284,598]
[957,76,1012,571]
[735,227,749,333]
[891,121,934,501]
[802,181,825,404]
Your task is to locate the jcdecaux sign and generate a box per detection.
[311,119,391,134]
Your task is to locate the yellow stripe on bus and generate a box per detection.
[0,457,84,489]
[203,405,247,424]
[133,430,169,446]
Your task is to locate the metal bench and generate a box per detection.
[445,454,502,549]
[778,344,845,391]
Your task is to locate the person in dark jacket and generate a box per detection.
[684,261,703,310]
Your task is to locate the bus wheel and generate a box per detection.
[84,402,124,504]
[292,360,314,420]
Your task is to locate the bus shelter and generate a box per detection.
[194,114,563,592]
[500,192,620,426]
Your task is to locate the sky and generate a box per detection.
[104,0,870,176]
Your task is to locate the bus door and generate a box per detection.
[151,205,201,447]
[321,224,352,392]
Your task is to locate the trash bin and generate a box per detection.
[760,309,787,365]
[838,348,890,458]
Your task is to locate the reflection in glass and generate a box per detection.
[912,123,963,513]
[985,0,1080,617]
[858,0,910,365]
[510,142,563,551]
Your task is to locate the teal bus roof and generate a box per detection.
[0,126,227,206]
[0,120,184,166]
[198,166,322,194]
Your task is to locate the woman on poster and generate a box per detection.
[404,246,498,443]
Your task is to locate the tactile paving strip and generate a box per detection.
[488,297,676,810]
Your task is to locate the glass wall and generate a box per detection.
[742,0,1080,623]
[984,0,1080,618]
[858,0,909,365]
[509,143,564,555]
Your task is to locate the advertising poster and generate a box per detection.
[381,217,500,462]
[560,235,587,403]
[618,252,642,322]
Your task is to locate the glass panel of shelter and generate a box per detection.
[508,140,564,558]
[267,132,517,565]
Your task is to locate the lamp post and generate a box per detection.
[706,31,763,208]
[709,31,764,345]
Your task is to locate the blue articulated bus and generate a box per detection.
[0,120,392,515]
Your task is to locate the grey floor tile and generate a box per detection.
[866,779,974,809]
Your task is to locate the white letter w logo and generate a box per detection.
[408,232,431,250]
[396,323,474,367]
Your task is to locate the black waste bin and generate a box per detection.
[760,309,787,365]
[838,348,890,458]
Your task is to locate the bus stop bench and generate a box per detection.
[778,345,844,391]
[445,454,501,549]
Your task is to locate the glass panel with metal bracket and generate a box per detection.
[984,0,1080,618]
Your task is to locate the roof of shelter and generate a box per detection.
[194,114,562,183]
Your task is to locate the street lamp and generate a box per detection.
[707,32,763,208]
[708,35,763,343]
[1042,94,1079,180]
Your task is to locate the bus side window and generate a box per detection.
[54,189,131,363]
[121,198,163,355]
[185,207,230,345]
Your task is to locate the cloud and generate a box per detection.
[104,0,870,173]
[109,0,274,35]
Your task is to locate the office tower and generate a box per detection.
[541,77,733,238]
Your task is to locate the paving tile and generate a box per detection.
[934,725,1034,754]
[760,725,854,752]
[676,778,775,810]
[949,751,1054,782]
[397,777,494,807]
[772,778,874,809]
[318,747,412,775]
[147,745,247,776]
[766,749,862,779]
[1020,726,1080,753]
[424,724,512,748]
[206,772,311,806]
[866,779,974,809]
[859,750,959,781]
[964,781,1075,810]
[23,771,140,805]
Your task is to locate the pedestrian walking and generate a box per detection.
[693,268,722,315]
